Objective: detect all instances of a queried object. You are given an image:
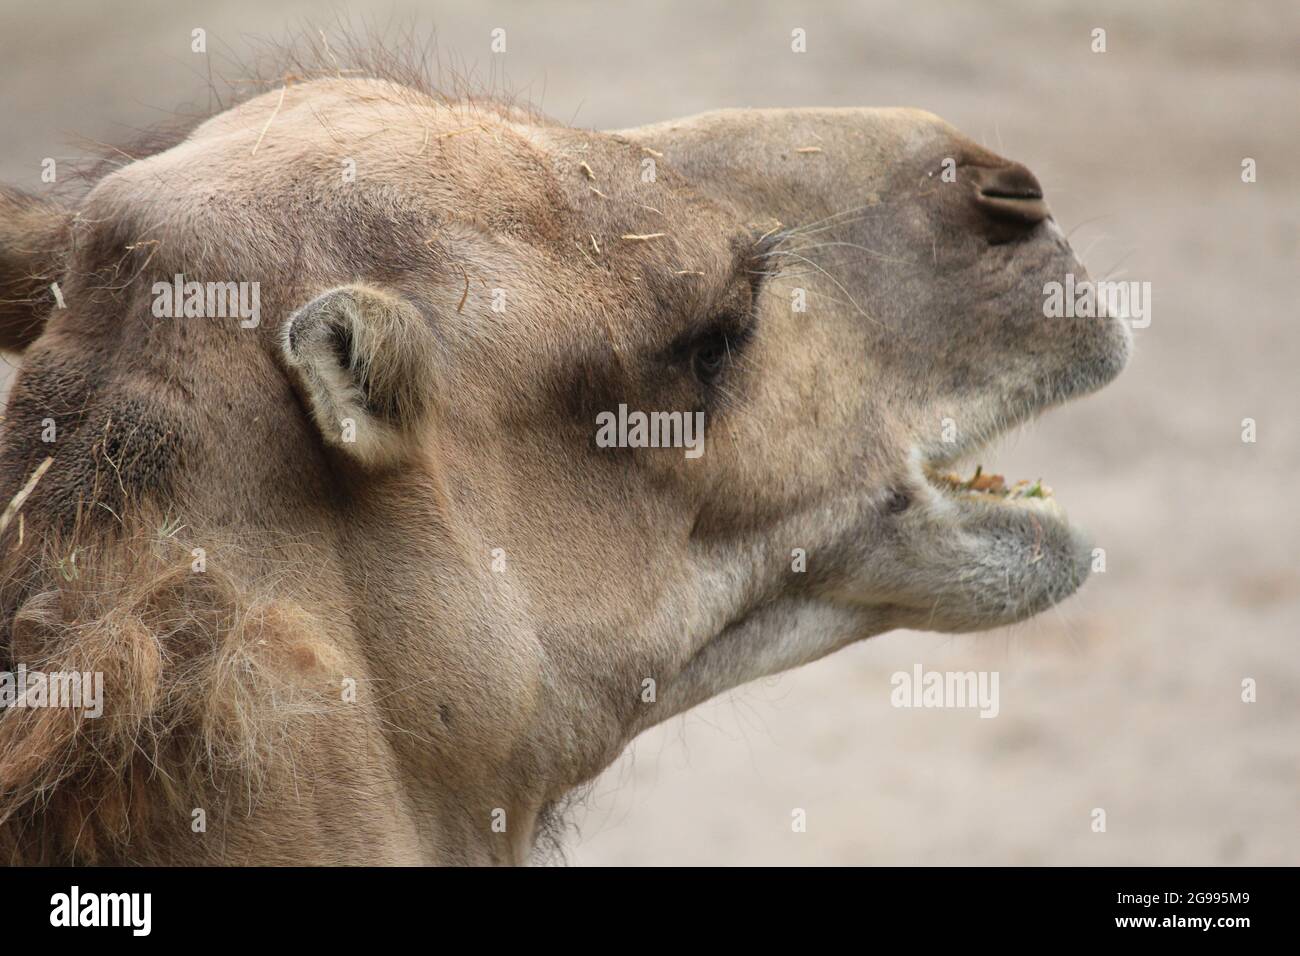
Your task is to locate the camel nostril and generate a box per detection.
[967,162,1050,238]
[973,162,1043,200]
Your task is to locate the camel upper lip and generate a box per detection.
[919,408,1043,473]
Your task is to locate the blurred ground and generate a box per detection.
[1,0,1296,864]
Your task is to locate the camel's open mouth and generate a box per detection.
[871,448,1090,632]
[924,464,1055,507]
[921,460,1069,523]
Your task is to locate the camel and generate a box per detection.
[0,72,1129,864]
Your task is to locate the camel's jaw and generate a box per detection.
[902,439,1094,630]
[882,303,1131,634]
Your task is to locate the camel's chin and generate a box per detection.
[915,479,1092,632]
[846,457,1095,635]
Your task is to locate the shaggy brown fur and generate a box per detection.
[0,519,344,863]
[0,190,71,351]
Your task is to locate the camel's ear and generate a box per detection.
[0,187,72,353]
[280,284,439,470]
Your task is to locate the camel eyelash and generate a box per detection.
[745,230,788,285]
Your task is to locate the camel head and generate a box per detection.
[0,77,1128,863]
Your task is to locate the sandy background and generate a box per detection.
[1,0,1295,865]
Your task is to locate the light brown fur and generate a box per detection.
[0,66,1127,864]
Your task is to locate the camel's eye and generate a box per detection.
[692,336,729,383]
[689,318,753,386]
